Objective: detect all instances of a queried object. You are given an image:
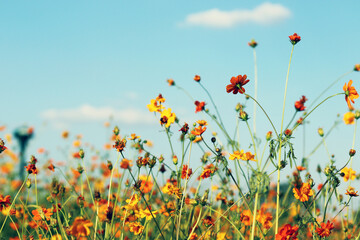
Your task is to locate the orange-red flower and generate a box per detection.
[343,80,359,109]
[181,165,192,180]
[48,163,55,172]
[294,95,307,111]
[276,224,299,240]
[194,101,206,113]
[194,75,201,82]
[315,220,334,238]
[289,33,301,45]
[226,75,250,94]
[0,138,6,154]
[120,158,132,169]
[113,138,127,152]
[0,194,11,211]
[68,217,93,238]
[293,182,313,202]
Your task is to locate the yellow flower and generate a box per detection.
[68,217,93,238]
[138,208,158,221]
[147,99,164,113]
[160,108,176,128]
[343,112,355,125]
[229,150,244,160]
[341,167,356,182]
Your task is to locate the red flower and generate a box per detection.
[179,123,189,134]
[284,129,292,137]
[0,195,11,211]
[226,75,250,94]
[0,138,6,154]
[194,101,206,113]
[316,220,334,238]
[276,224,299,240]
[289,33,301,45]
[194,75,201,82]
[294,95,307,111]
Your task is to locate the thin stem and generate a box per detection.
[253,48,258,135]
[275,44,294,234]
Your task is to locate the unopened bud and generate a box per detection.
[78,149,85,159]
[239,110,249,121]
[26,179,32,188]
[107,160,113,170]
[349,149,356,157]
[266,131,272,141]
[318,128,324,137]
[113,126,120,136]
[172,155,178,165]
[355,110,360,120]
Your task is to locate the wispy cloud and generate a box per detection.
[41,104,157,126]
[181,3,291,28]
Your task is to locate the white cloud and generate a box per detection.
[181,3,291,28]
[41,104,157,125]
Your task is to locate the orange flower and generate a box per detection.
[256,208,273,229]
[343,80,359,109]
[289,33,301,45]
[128,221,144,235]
[194,75,201,82]
[113,138,127,152]
[296,166,306,171]
[181,165,192,180]
[68,217,93,238]
[191,125,206,136]
[167,78,175,86]
[0,194,11,211]
[345,186,359,197]
[194,101,206,113]
[32,208,53,221]
[240,209,252,226]
[48,163,55,172]
[139,175,153,194]
[293,182,313,202]
[197,120,207,126]
[199,169,214,179]
[226,74,250,94]
[315,220,334,238]
[294,95,307,111]
[341,167,356,182]
[120,158,132,169]
[275,224,299,240]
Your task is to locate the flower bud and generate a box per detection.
[211,137,216,143]
[148,157,156,168]
[113,126,120,136]
[349,149,356,157]
[284,129,292,137]
[78,149,85,159]
[159,155,164,163]
[194,75,201,82]
[107,160,113,170]
[266,131,272,141]
[317,128,324,137]
[26,179,32,188]
[239,110,249,121]
[355,110,360,120]
[172,155,178,165]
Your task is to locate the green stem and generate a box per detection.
[275,44,295,234]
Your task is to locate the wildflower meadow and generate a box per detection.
[1,31,360,240]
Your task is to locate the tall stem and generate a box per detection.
[275,44,295,234]
[253,48,258,135]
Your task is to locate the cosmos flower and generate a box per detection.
[289,33,301,45]
[226,75,250,94]
[343,80,359,109]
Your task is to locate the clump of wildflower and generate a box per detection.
[289,33,301,45]
[343,80,359,109]
[113,138,127,152]
[229,150,256,162]
[248,39,257,48]
[294,95,307,111]
[162,182,182,198]
[315,220,334,238]
[147,94,166,113]
[345,186,359,197]
[200,164,218,179]
[226,74,250,94]
[293,182,313,202]
[276,224,299,240]
[25,155,38,175]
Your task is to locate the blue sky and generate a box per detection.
[1,1,360,185]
